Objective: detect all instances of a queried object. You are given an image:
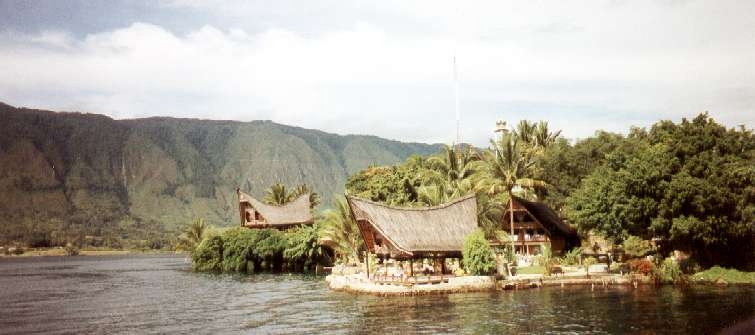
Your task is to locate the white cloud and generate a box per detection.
[1,1,754,146]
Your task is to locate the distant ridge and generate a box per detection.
[0,102,442,243]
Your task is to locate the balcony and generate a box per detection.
[513,234,548,242]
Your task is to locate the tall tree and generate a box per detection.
[476,121,561,257]
[566,114,755,269]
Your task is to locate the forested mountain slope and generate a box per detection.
[0,102,441,246]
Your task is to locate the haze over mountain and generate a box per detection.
[0,102,442,245]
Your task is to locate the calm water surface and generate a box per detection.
[1,255,753,334]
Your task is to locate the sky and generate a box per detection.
[0,0,753,146]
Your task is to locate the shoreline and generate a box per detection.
[326,272,751,296]
[0,248,185,258]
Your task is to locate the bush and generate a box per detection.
[284,224,330,271]
[462,229,496,275]
[692,266,755,284]
[627,259,654,275]
[656,257,683,283]
[622,236,653,258]
[192,227,332,274]
[221,228,258,273]
[192,235,224,272]
[562,247,582,266]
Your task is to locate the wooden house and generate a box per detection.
[501,196,580,255]
[236,188,313,229]
[346,194,478,276]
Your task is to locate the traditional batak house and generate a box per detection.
[236,188,314,229]
[347,194,478,278]
[502,196,580,256]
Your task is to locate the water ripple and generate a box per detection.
[1,255,754,334]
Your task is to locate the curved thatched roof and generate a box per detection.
[347,194,478,257]
[238,190,313,226]
[512,196,578,238]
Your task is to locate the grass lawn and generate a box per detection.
[691,266,755,284]
[516,265,545,275]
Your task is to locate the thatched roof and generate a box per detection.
[238,190,313,226]
[347,194,478,258]
[512,196,578,238]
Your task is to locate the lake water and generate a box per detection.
[1,255,753,334]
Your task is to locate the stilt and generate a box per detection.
[365,252,370,280]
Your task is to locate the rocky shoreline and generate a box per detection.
[326,273,655,296]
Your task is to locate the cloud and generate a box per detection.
[0,1,753,146]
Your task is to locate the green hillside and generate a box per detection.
[0,102,441,247]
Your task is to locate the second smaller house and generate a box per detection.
[501,196,580,256]
[236,188,314,229]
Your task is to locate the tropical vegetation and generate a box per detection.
[462,229,496,275]
[192,226,331,273]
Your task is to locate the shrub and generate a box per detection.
[627,259,654,275]
[656,257,683,283]
[539,245,555,276]
[622,236,653,259]
[284,224,330,270]
[221,228,257,273]
[562,247,582,266]
[192,235,224,272]
[692,266,755,284]
[462,229,496,275]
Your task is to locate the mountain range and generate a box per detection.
[0,102,442,245]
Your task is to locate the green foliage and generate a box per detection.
[176,218,208,254]
[692,266,755,284]
[566,114,755,269]
[346,161,427,206]
[0,103,439,248]
[320,196,363,263]
[462,229,496,275]
[284,223,330,270]
[191,225,333,274]
[562,247,582,266]
[622,236,653,258]
[537,245,556,276]
[656,257,683,283]
[220,228,258,273]
[192,235,224,272]
[264,183,321,209]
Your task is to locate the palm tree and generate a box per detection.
[534,121,562,148]
[320,196,363,264]
[416,145,481,207]
[477,125,558,269]
[177,218,208,254]
[426,145,480,187]
[264,183,289,205]
[263,183,320,209]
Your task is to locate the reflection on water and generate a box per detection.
[1,255,753,334]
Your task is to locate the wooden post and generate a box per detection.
[384,256,388,279]
[409,259,414,277]
[365,251,370,279]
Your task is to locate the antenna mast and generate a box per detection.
[454,55,460,148]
